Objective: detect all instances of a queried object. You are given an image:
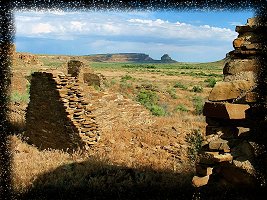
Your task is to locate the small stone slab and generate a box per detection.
[195,164,213,176]
[209,138,230,152]
[206,126,238,138]
[200,152,233,164]
[203,102,250,120]
[192,175,210,187]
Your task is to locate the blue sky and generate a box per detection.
[14,10,254,62]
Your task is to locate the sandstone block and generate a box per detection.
[203,102,250,119]
[206,126,238,138]
[224,71,256,82]
[244,92,260,103]
[231,140,255,160]
[199,152,233,164]
[220,164,258,187]
[232,159,256,175]
[208,80,254,101]
[246,17,267,27]
[192,175,210,187]
[223,59,260,75]
[241,43,262,50]
[196,164,213,176]
[233,38,251,48]
[209,138,230,152]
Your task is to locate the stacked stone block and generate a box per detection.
[25,71,100,152]
[193,17,267,188]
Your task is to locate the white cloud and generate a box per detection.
[15,11,237,41]
[70,21,86,31]
[14,11,240,61]
[31,23,54,34]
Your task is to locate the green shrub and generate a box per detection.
[167,88,178,99]
[192,85,203,93]
[192,96,204,115]
[137,89,166,116]
[10,90,29,103]
[173,82,188,90]
[204,77,217,87]
[93,84,101,91]
[185,129,203,164]
[175,104,189,112]
[120,81,133,90]
[121,75,134,81]
[137,89,158,107]
[150,104,167,116]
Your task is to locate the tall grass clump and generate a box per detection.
[192,96,204,115]
[191,85,203,93]
[137,89,166,116]
[167,88,178,99]
[204,77,217,87]
[173,82,188,90]
[10,90,30,103]
[175,104,189,112]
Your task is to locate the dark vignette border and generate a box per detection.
[0,0,266,199]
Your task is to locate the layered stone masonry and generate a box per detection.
[192,17,267,188]
[25,69,100,151]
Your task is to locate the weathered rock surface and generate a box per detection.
[203,102,250,119]
[208,80,255,101]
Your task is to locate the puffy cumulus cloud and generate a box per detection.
[31,23,54,34]
[14,11,238,61]
[15,11,237,41]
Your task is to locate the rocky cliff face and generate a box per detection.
[83,53,154,62]
[160,54,176,63]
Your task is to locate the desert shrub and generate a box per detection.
[185,129,203,164]
[137,89,158,107]
[191,85,203,93]
[121,75,134,81]
[93,84,101,91]
[175,104,189,112]
[166,88,178,99]
[173,82,187,90]
[10,90,29,103]
[150,104,167,116]
[122,64,156,69]
[192,96,204,115]
[139,83,159,91]
[120,81,133,90]
[137,89,166,116]
[204,77,217,87]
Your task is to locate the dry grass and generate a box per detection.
[9,55,222,199]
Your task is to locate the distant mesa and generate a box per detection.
[84,53,154,63]
[84,53,177,63]
[160,54,177,63]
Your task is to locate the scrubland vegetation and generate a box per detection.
[8,56,225,199]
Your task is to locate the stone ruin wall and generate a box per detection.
[193,17,267,188]
[25,61,102,151]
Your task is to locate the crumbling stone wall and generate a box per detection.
[83,73,106,88]
[193,17,267,188]
[25,70,100,151]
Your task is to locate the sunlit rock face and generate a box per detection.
[193,17,267,189]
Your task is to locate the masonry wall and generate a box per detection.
[25,71,100,152]
[193,17,267,188]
